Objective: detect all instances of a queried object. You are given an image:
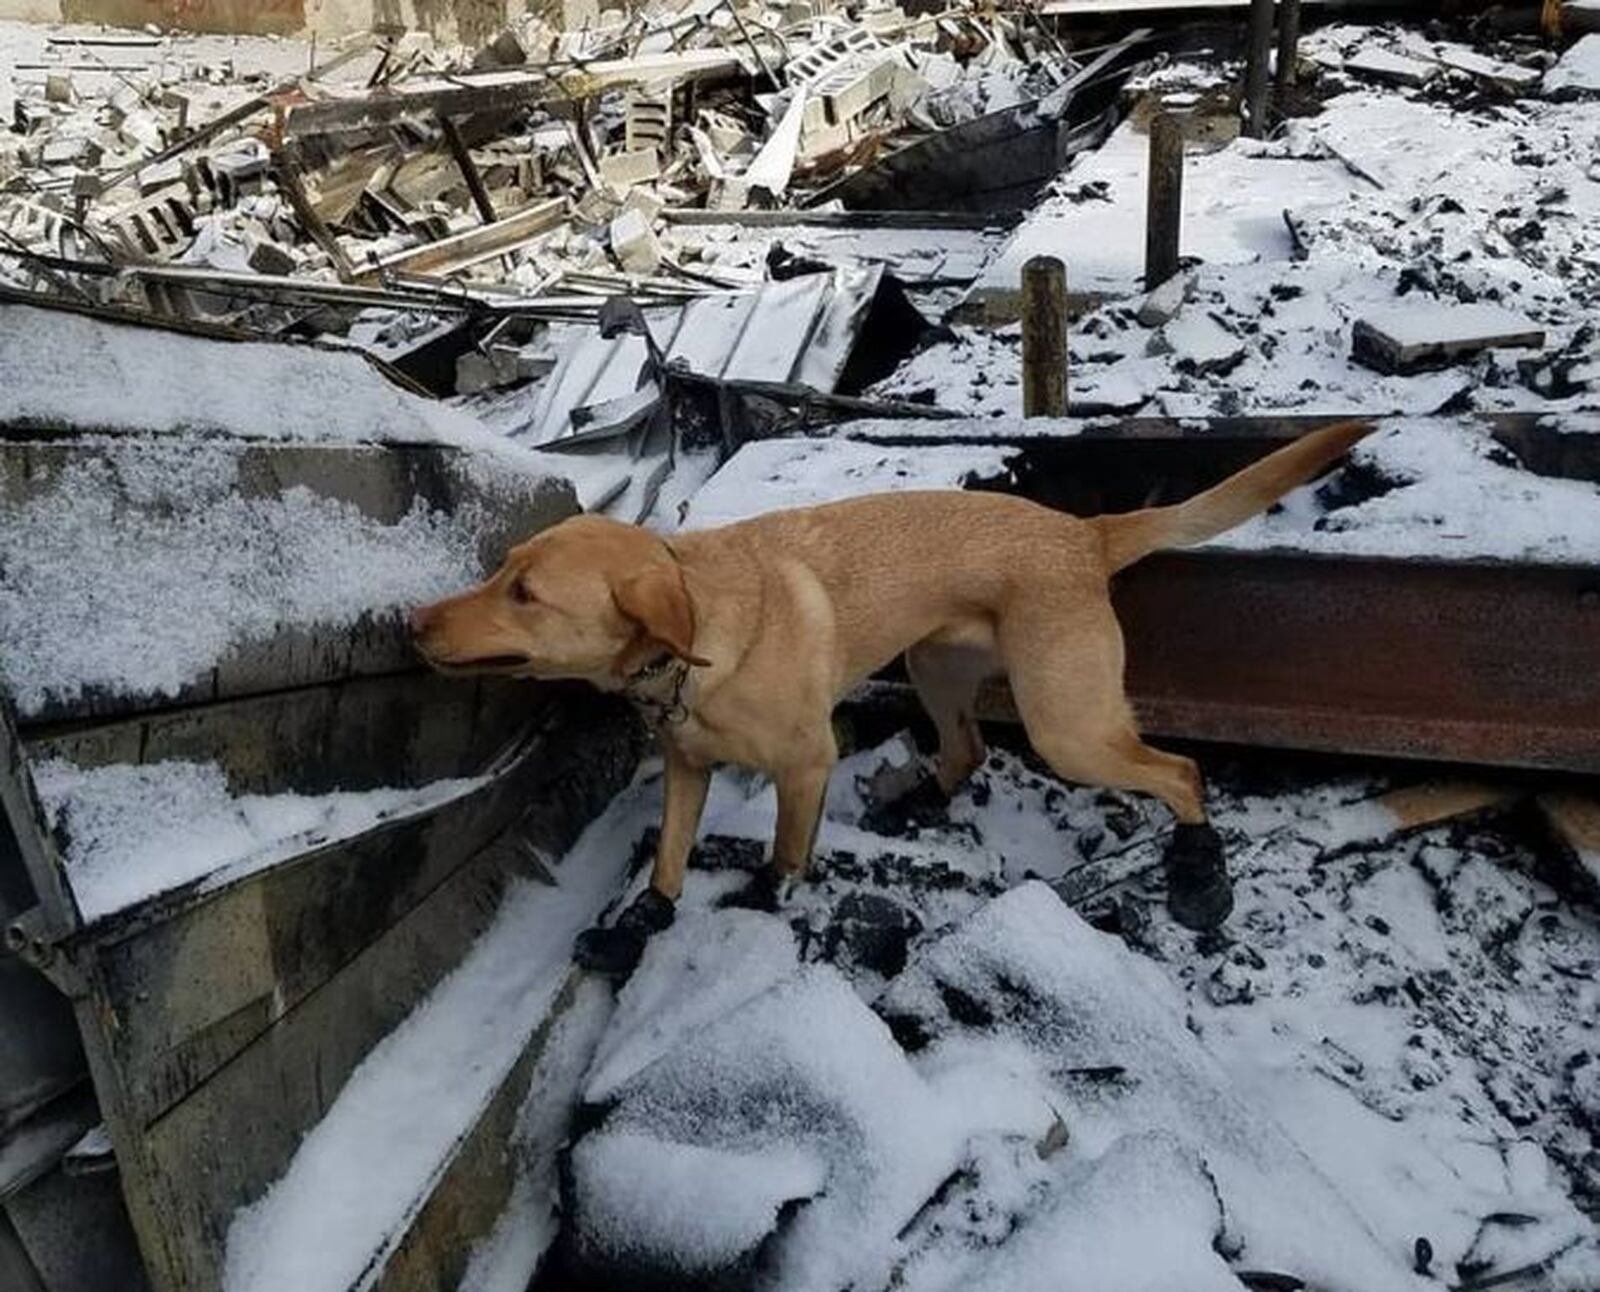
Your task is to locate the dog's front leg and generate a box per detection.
[723,755,834,913]
[573,743,709,979]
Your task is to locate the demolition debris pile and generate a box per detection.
[0,7,1120,302]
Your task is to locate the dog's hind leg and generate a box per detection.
[1000,596,1232,931]
[907,639,995,795]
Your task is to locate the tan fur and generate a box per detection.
[413,419,1375,900]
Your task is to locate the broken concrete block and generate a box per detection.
[625,91,672,156]
[209,148,269,205]
[1344,47,1439,87]
[1352,303,1545,375]
[456,347,525,395]
[1153,311,1246,376]
[622,185,665,224]
[708,177,752,212]
[597,146,661,189]
[1435,47,1542,94]
[39,136,101,168]
[816,55,897,126]
[160,88,192,132]
[118,110,164,152]
[611,207,662,275]
[699,109,750,155]
[13,100,50,136]
[44,72,74,104]
[1137,271,1193,328]
[573,186,623,228]
[1545,34,1600,99]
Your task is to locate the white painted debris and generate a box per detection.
[1136,269,1193,326]
[610,206,662,275]
[1545,34,1600,98]
[743,90,808,200]
[1344,47,1440,87]
[1433,47,1541,93]
[597,146,661,188]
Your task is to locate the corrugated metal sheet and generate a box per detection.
[511,267,885,446]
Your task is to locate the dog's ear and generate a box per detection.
[612,562,711,667]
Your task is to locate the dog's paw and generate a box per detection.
[717,865,786,913]
[859,770,949,837]
[573,924,648,979]
[1163,822,1234,932]
[573,887,676,979]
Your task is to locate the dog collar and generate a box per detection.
[622,653,692,729]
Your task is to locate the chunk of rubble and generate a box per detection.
[1344,47,1440,87]
[610,206,663,276]
[1154,310,1247,376]
[878,885,1426,1292]
[565,944,972,1291]
[1545,34,1600,99]
[1352,302,1545,375]
[1136,269,1194,327]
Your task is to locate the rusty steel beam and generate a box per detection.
[957,551,1600,774]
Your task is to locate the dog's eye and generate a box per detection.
[510,582,536,606]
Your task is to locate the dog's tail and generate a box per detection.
[1095,419,1377,573]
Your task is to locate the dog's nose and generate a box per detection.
[408,603,436,637]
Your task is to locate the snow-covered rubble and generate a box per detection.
[541,736,1600,1292]
[0,302,507,448]
[894,40,1600,423]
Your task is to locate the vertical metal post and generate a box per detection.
[1276,0,1301,90]
[1021,256,1067,419]
[1145,114,1183,292]
[1245,0,1275,139]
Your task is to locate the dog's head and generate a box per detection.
[409,514,707,687]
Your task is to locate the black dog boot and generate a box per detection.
[573,886,676,979]
[717,864,788,914]
[859,768,949,837]
[1164,822,1234,931]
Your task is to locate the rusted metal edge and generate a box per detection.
[861,549,1600,774]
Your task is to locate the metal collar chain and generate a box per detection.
[623,655,692,729]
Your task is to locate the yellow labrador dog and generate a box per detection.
[412,419,1373,975]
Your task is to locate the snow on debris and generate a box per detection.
[223,768,653,1292]
[969,118,1364,303]
[0,436,522,715]
[0,302,505,450]
[1545,34,1600,100]
[1208,416,1600,563]
[551,736,1600,1291]
[901,65,1600,422]
[676,437,1017,529]
[30,757,486,922]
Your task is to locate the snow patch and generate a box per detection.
[32,757,486,921]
